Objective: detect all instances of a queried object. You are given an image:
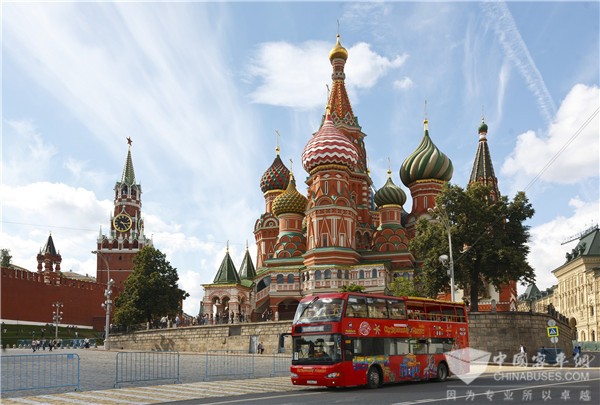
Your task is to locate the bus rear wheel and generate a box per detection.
[436,362,449,382]
[367,366,382,389]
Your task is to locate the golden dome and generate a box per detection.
[329,34,348,62]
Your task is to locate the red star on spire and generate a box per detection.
[127,137,132,146]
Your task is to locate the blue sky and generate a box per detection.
[2,1,599,315]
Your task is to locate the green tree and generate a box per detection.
[410,183,535,311]
[113,246,189,326]
[1,249,12,268]
[340,283,365,293]
[389,276,421,297]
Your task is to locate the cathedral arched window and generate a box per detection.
[359,270,364,279]
[287,274,294,284]
[371,269,377,278]
[315,270,322,280]
[324,269,331,279]
[345,270,349,279]
[324,181,328,195]
[337,270,342,279]
[277,274,284,284]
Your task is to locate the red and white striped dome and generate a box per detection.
[301,115,359,173]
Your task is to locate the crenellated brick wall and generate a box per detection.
[1,267,107,329]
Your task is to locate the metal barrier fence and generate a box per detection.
[573,341,600,352]
[204,350,255,380]
[115,351,180,388]
[271,354,291,376]
[0,353,80,392]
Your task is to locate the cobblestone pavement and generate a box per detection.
[1,348,288,400]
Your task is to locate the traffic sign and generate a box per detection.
[547,326,559,337]
[550,336,559,344]
[547,319,556,327]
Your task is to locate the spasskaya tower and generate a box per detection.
[95,138,152,289]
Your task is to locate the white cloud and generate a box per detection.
[2,120,57,185]
[525,197,600,293]
[393,77,414,90]
[501,84,599,188]
[247,40,407,109]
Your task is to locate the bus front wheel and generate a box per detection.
[436,362,449,382]
[367,366,382,389]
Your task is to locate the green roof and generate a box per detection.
[213,251,241,284]
[238,249,256,280]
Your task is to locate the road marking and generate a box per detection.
[1,376,319,405]
[190,391,326,405]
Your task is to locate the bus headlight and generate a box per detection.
[326,372,340,378]
[290,372,299,378]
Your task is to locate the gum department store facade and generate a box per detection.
[200,36,516,322]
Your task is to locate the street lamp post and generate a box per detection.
[428,204,456,302]
[52,302,63,339]
[92,250,113,350]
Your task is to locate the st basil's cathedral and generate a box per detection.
[201,35,516,321]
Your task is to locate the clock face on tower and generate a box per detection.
[113,213,132,232]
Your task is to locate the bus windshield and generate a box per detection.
[292,334,342,364]
[293,297,344,324]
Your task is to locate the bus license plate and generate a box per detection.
[307,380,317,384]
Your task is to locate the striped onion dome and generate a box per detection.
[374,169,406,207]
[400,119,453,186]
[260,150,290,193]
[272,173,308,216]
[302,113,359,173]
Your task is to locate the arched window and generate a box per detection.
[324,181,328,195]
[371,269,377,278]
[324,269,331,279]
[287,274,294,284]
[337,270,342,279]
[359,270,364,279]
[345,270,349,280]
[277,274,284,284]
[315,270,322,280]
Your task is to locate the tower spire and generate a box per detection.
[121,137,136,186]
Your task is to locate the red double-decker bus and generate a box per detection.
[290,292,469,389]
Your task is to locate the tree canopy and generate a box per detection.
[389,276,422,297]
[113,246,189,326]
[1,249,12,268]
[409,183,535,311]
[340,283,366,293]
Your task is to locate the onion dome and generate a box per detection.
[400,119,453,186]
[302,112,359,173]
[329,34,348,62]
[478,117,488,135]
[272,173,308,216]
[260,147,290,193]
[374,169,406,207]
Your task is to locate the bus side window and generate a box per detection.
[347,296,368,317]
[388,299,407,319]
[456,307,466,322]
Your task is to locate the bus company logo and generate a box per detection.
[445,347,491,385]
[359,321,371,336]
